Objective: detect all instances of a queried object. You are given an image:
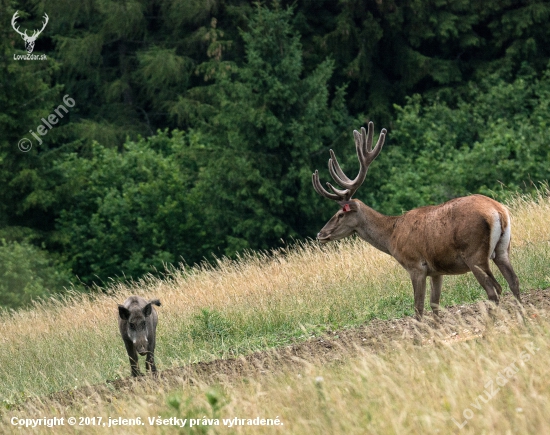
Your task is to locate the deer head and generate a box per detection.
[11,11,49,54]
[312,122,386,242]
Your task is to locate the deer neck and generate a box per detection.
[354,201,397,256]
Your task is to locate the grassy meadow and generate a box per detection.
[1,189,550,433]
[5,310,546,435]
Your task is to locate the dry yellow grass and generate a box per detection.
[0,236,399,341]
[507,185,550,246]
[3,187,548,356]
[1,187,550,434]
[3,308,549,435]
[0,235,408,399]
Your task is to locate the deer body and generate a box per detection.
[313,123,521,320]
[389,196,508,274]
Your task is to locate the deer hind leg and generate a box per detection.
[409,271,427,321]
[493,256,521,302]
[430,275,443,318]
[492,228,521,302]
[465,258,502,304]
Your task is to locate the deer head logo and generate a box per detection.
[11,11,49,54]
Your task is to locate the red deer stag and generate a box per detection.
[312,122,521,320]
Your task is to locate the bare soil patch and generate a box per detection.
[41,289,550,407]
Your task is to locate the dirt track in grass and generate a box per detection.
[41,288,549,407]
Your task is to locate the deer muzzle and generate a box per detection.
[317,232,331,243]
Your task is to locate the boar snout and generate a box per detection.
[136,340,149,356]
[135,339,149,356]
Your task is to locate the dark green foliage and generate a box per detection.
[52,130,206,283]
[180,4,354,256]
[39,0,550,137]
[295,0,550,125]
[2,0,550,298]
[0,240,72,309]
[50,5,354,281]
[367,64,550,214]
[0,0,62,232]
[44,0,233,143]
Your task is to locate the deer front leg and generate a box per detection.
[410,271,427,321]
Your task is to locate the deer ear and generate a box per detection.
[338,200,359,213]
[118,305,130,320]
[338,201,357,213]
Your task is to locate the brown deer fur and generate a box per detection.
[313,122,521,320]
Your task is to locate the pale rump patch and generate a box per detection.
[493,210,512,259]
[489,212,502,260]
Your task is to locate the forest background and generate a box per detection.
[1,0,549,308]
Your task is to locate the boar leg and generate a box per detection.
[145,351,157,375]
[124,340,142,377]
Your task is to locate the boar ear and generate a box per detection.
[149,298,161,307]
[118,305,130,320]
[143,302,153,317]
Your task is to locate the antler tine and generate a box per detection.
[328,151,353,186]
[364,123,373,152]
[323,128,369,196]
[353,129,366,163]
[366,127,387,163]
[312,170,345,201]
[327,125,370,191]
[326,181,350,198]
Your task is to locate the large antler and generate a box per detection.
[312,121,386,202]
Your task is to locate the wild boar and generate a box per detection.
[118,296,161,377]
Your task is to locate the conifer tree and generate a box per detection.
[181,3,355,256]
